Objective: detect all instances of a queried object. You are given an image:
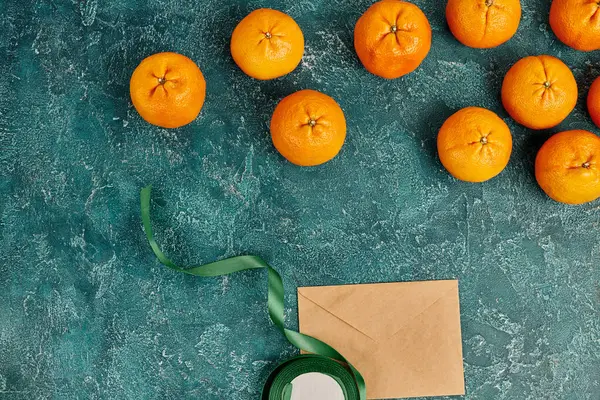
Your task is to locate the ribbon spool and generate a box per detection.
[263,355,359,400]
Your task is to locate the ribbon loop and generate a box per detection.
[140,185,366,400]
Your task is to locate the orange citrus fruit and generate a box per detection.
[270,90,346,166]
[230,9,304,80]
[354,0,432,79]
[446,0,522,48]
[535,130,600,204]
[437,107,513,182]
[501,55,577,130]
[130,52,206,129]
[549,0,600,52]
[587,76,600,129]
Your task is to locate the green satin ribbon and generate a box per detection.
[140,185,366,400]
[262,355,359,400]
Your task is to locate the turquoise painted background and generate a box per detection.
[1,0,599,399]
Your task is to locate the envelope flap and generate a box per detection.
[298,280,458,342]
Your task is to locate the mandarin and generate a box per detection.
[587,77,600,129]
[270,90,346,166]
[501,55,577,130]
[354,0,431,79]
[549,0,600,52]
[130,52,206,129]
[446,0,521,48]
[535,130,600,204]
[437,107,513,182]
[230,9,304,80]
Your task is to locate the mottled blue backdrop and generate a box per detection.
[1,0,599,399]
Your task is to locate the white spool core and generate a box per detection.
[289,372,346,400]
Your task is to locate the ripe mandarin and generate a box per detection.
[535,130,600,204]
[587,77,600,129]
[446,0,521,48]
[501,55,577,130]
[230,9,304,80]
[130,52,206,128]
[354,0,431,79]
[270,90,346,166]
[437,107,513,182]
[549,0,600,52]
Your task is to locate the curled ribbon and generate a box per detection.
[140,185,366,400]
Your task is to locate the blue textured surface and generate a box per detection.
[1,0,599,399]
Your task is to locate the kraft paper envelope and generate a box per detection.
[297,280,465,399]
